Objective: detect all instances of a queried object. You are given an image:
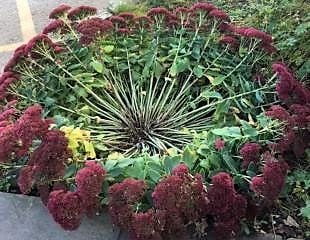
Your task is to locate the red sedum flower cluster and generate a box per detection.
[272,62,310,104]
[77,18,113,44]
[108,165,251,240]
[47,161,106,230]
[49,4,71,19]
[76,161,106,216]
[206,172,247,239]
[0,104,52,164]
[250,152,288,201]
[67,6,97,21]
[266,63,310,159]
[47,190,83,230]
[239,143,262,168]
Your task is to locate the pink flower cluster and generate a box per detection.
[239,143,261,168]
[250,152,288,201]
[217,21,276,54]
[47,190,83,230]
[266,64,309,159]
[108,164,248,239]
[47,161,106,230]
[4,34,62,72]
[77,18,113,44]
[152,164,209,236]
[108,178,146,230]
[219,35,239,48]
[43,19,65,34]
[0,72,19,100]
[0,104,52,164]
[67,6,97,21]
[266,104,310,158]
[272,62,310,104]
[49,4,71,19]
[206,172,247,239]
[18,129,71,194]
[108,164,209,239]
[75,161,106,216]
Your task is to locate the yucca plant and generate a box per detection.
[3,3,279,156]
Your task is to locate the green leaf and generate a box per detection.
[64,164,77,178]
[90,60,103,73]
[182,146,197,170]
[193,65,205,78]
[148,168,162,183]
[300,200,310,220]
[222,152,238,173]
[170,58,190,77]
[240,120,258,137]
[163,155,181,173]
[212,127,242,138]
[126,162,145,179]
[104,160,118,171]
[118,158,135,168]
[255,91,264,103]
[103,45,114,53]
[75,87,88,98]
[201,90,223,100]
[44,97,56,107]
[208,75,225,86]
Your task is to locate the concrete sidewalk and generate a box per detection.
[0,0,117,71]
[0,192,282,240]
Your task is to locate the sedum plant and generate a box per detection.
[0,2,309,240]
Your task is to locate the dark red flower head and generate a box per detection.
[49,4,71,19]
[118,12,135,20]
[219,35,239,47]
[17,166,35,194]
[131,209,166,240]
[42,19,65,34]
[235,27,272,42]
[25,34,55,57]
[250,155,288,201]
[261,42,277,54]
[67,6,97,21]
[190,3,215,12]
[147,7,173,21]
[0,71,20,99]
[209,9,230,21]
[218,22,235,33]
[77,18,113,44]
[47,190,83,230]
[108,178,147,230]
[134,16,153,28]
[266,105,290,121]
[109,16,126,26]
[116,28,131,35]
[215,138,225,150]
[76,161,106,216]
[172,163,189,176]
[239,142,261,168]
[3,44,28,72]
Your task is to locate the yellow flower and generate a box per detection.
[60,126,96,159]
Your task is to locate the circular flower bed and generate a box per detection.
[0,2,309,240]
